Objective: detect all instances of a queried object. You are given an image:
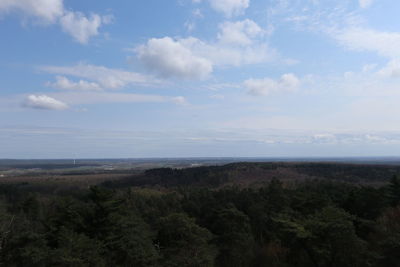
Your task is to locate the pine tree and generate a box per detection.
[388,175,400,206]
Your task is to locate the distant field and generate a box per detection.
[1,159,400,191]
[0,172,133,187]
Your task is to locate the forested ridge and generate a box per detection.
[105,162,400,188]
[0,162,400,266]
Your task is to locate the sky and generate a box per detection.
[1,0,400,158]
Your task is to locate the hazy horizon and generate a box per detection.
[3,156,400,162]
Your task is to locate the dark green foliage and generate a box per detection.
[210,206,255,267]
[388,175,400,206]
[1,187,159,266]
[109,165,231,188]
[301,207,370,267]
[343,187,387,219]
[86,187,159,266]
[0,163,399,266]
[104,162,399,189]
[374,206,400,266]
[3,231,50,266]
[48,228,105,267]
[157,213,216,266]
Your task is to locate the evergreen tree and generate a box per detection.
[210,205,255,267]
[388,175,400,206]
[157,213,216,267]
[87,187,159,266]
[374,206,400,267]
[302,207,371,267]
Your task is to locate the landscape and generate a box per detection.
[2,0,400,266]
[0,158,399,266]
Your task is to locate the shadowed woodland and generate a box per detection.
[0,162,399,266]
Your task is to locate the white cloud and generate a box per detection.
[208,0,249,17]
[312,133,337,143]
[280,73,301,88]
[0,0,108,43]
[171,96,187,105]
[135,19,278,79]
[47,76,102,91]
[192,8,203,18]
[40,63,160,89]
[23,95,69,110]
[376,60,400,78]
[136,37,213,80]
[334,28,400,59]
[184,21,196,32]
[60,11,104,44]
[362,63,377,73]
[0,0,64,23]
[210,94,225,99]
[218,19,265,46]
[245,73,300,96]
[359,0,373,8]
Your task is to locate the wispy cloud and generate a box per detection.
[40,63,162,89]
[46,76,102,91]
[44,92,187,106]
[193,0,249,17]
[0,0,111,44]
[333,28,400,59]
[359,0,373,9]
[245,73,300,96]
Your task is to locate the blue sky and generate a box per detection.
[2,0,400,158]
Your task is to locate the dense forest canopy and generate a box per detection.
[0,162,399,266]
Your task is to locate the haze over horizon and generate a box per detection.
[2,0,400,158]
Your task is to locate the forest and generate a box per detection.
[0,162,399,266]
